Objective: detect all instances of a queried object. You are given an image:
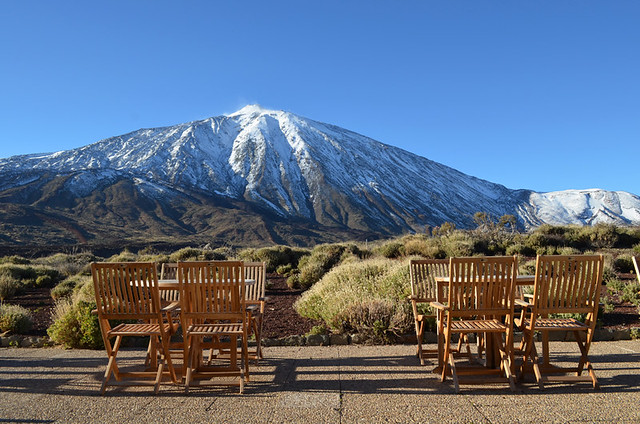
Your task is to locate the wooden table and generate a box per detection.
[432,275,535,370]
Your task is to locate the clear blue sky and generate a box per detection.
[1,1,639,195]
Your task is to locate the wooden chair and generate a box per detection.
[213,262,267,365]
[408,259,448,365]
[516,254,604,389]
[178,261,249,393]
[145,262,182,369]
[91,262,177,394]
[244,261,267,363]
[633,256,640,283]
[159,262,179,303]
[431,256,517,392]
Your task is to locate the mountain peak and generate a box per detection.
[227,104,275,118]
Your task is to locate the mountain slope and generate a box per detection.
[0,105,639,248]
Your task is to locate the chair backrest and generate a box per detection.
[447,256,518,318]
[177,261,246,323]
[91,262,162,321]
[159,262,180,302]
[530,255,604,317]
[160,262,178,280]
[410,259,449,301]
[633,256,640,284]
[244,261,266,301]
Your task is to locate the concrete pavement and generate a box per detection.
[1,341,639,423]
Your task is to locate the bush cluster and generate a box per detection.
[0,303,32,334]
[47,299,102,349]
[294,257,412,342]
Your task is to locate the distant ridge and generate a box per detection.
[0,105,638,247]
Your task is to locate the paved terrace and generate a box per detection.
[1,341,639,423]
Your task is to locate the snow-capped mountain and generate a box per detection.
[0,105,639,246]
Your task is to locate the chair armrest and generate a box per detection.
[515,299,532,308]
[429,301,448,311]
[161,302,180,313]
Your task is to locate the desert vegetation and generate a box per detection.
[1,219,640,347]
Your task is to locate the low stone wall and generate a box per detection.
[2,327,638,348]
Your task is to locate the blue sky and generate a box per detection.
[1,1,639,195]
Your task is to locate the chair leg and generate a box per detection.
[449,353,459,393]
[416,319,424,365]
[441,331,451,382]
[101,335,123,395]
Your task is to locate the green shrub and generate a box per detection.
[307,324,329,336]
[238,245,309,273]
[337,299,411,344]
[505,243,536,257]
[375,241,405,259]
[606,278,627,295]
[402,235,446,258]
[107,249,138,263]
[602,296,616,313]
[439,231,474,257]
[35,252,95,276]
[0,304,33,334]
[621,282,640,306]
[0,272,21,302]
[0,255,31,265]
[613,256,635,273]
[276,264,294,276]
[47,300,102,349]
[295,257,412,341]
[296,244,360,289]
[50,274,91,300]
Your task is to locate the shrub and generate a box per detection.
[613,256,635,273]
[0,255,31,265]
[337,299,411,344]
[0,272,21,302]
[50,274,91,300]
[296,244,360,289]
[505,243,536,257]
[276,264,294,276]
[36,252,95,277]
[167,247,200,262]
[403,235,446,258]
[47,299,102,349]
[375,241,405,259]
[238,245,309,273]
[294,257,412,341]
[621,282,640,306]
[107,249,138,263]
[439,231,474,257]
[0,304,32,334]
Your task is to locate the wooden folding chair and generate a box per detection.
[632,256,640,283]
[431,256,517,392]
[244,261,267,363]
[516,255,604,389]
[178,261,249,393]
[91,262,177,395]
[409,259,449,365]
[145,262,182,369]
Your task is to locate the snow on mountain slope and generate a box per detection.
[517,189,640,227]
[1,104,639,233]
